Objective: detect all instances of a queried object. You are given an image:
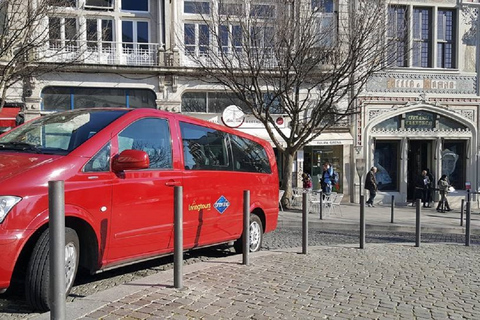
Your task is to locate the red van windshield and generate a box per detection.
[0,109,128,155]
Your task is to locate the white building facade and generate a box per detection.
[3,0,480,206]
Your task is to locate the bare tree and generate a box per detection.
[0,0,93,111]
[178,0,399,207]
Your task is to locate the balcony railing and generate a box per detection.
[42,41,163,67]
[39,40,336,69]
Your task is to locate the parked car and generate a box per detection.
[0,108,279,311]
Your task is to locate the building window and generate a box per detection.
[250,26,274,50]
[55,0,76,7]
[250,4,275,18]
[387,5,408,67]
[182,92,247,113]
[184,1,210,14]
[184,23,209,56]
[87,18,113,49]
[42,87,156,111]
[219,3,243,15]
[122,0,148,12]
[442,141,465,190]
[219,24,242,53]
[312,0,334,13]
[373,116,400,130]
[122,20,149,49]
[48,17,79,50]
[437,9,455,68]
[374,141,399,191]
[85,0,113,9]
[387,5,456,69]
[181,91,285,114]
[182,92,206,112]
[412,7,432,68]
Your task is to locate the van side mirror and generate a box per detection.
[112,149,150,172]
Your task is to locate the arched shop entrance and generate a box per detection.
[362,104,477,205]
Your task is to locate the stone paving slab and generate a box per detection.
[34,243,480,319]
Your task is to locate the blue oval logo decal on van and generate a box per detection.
[214,195,230,214]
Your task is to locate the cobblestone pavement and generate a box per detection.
[2,204,480,319]
[58,244,480,319]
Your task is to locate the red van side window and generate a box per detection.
[118,118,173,169]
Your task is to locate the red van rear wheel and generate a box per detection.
[234,214,263,253]
[25,227,80,311]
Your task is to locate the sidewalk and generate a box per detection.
[32,203,480,319]
[280,201,480,235]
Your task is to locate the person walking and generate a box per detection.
[365,166,378,207]
[436,174,451,212]
[425,168,435,207]
[320,162,333,195]
[421,169,432,208]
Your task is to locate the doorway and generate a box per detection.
[407,140,434,201]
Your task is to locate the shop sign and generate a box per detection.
[405,112,434,129]
[221,105,245,128]
[311,140,344,145]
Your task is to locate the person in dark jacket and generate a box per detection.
[320,162,334,195]
[365,166,378,207]
[425,168,435,207]
[421,169,433,208]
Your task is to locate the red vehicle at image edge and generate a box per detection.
[0,108,279,311]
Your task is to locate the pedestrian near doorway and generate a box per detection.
[426,169,435,207]
[365,166,378,207]
[436,174,451,212]
[421,169,432,208]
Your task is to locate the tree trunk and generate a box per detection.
[280,151,295,209]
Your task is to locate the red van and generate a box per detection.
[0,108,278,311]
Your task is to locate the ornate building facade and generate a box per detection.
[356,0,480,206]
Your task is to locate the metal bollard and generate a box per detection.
[466,190,471,247]
[415,199,421,247]
[360,195,365,249]
[302,192,309,254]
[174,186,183,289]
[319,190,323,220]
[243,190,250,265]
[49,180,66,320]
[390,195,395,223]
[460,199,465,227]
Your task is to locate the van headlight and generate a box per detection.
[0,196,22,223]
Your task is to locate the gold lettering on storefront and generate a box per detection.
[387,78,456,90]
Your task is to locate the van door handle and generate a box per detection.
[165,180,181,187]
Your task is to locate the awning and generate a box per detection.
[0,107,21,128]
[306,132,354,146]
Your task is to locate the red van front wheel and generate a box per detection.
[25,227,80,311]
[234,214,263,253]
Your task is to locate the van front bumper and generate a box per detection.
[0,230,27,292]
